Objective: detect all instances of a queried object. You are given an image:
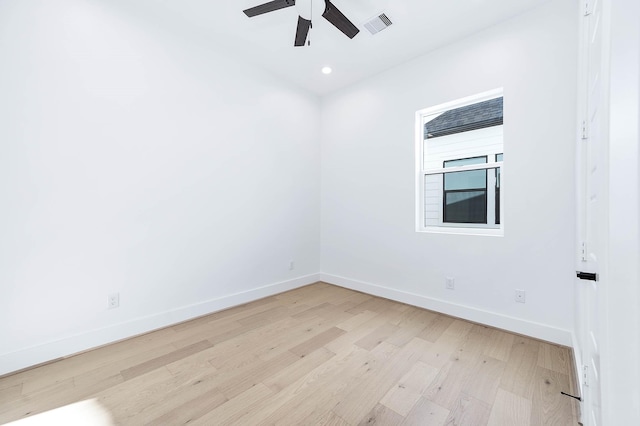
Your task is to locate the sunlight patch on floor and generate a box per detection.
[5,399,114,426]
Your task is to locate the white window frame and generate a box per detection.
[415,88,504,236]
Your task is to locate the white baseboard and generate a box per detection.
[320,273,573,346]
[572,331,584,390]
[0,274,320,377]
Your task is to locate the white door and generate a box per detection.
[576,0,607,424]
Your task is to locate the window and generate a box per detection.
[416,89,504,235]
[443,156,488,224]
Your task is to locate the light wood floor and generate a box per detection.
[0,283,580,425]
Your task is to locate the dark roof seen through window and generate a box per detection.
[425,97,503,139]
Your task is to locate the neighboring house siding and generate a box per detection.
[424,125,503,226]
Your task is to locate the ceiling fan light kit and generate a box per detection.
[243,0,360,47]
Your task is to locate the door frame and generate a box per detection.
[574,0,608,423]
[602,0,640,423]
[575,0,640,424]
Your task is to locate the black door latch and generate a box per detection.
[576,271,598,281]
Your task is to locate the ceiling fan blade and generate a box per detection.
[322,0,359,39]
[243,0,295,17]
[294,16,311,46]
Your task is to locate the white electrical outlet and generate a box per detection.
[445,277,455,290]
[289,260,295,271]
[108,293,120,309]
[515,289,526,303]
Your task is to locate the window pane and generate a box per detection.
[444,156,487,168]
[444,190,487,223]
[495,155,502,224]
[496,185,501,225]
[444,169,487,191]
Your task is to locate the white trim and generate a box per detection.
[0,274,320,377]
[572,330,585,392]
[423,161,503,175]
[320,273,572,346]
[419,226,503,236]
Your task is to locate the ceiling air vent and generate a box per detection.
[364,13,393,35]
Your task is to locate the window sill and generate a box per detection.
[417,226,504,237]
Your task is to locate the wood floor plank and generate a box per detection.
[355,322,400,351]
[530,366,575,425]
[289,327,346,357]
[0,382,23,405]
[487,388,532,426]
[17,330,179,395]
[324,312,391,356]
[289,302,333,319]
[145,387,227,425]
[207,315,331,369]
[444,393,492,426]
[336,309,379,332]
[383,308,436,347]
[537,341,571,374]
[442,319,475,340]
[0,283,580,426]
[123,371,224,425]
[235,305,292,327]
[332,339,428,424]
[310,410,352,426]
[216,351,299,399]
[120,340,213,381]
[380,361,439,416]
[424,357,475,411]
[358,403,405,425]
[170,296,279,332]
[254,348,376,425]
[0,375,121,424]
[163,344,220,376]
[336,290,375,306]
[499,336,541,399]
[422,325,483,411]
[418,314,456,342]
[190,383,274,426]
[263,347,336,392]
[274,283,332,306]
[483,328,516,362]
[402,397,450,426]
[205,305,314,350]
[418,339,452,369]
[228,315,339,365]
[169,318,244,349]
[95,367,176,422]
[346,296,397,314]
[463,356,506,405]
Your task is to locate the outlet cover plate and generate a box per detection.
[108,293,120,309]
[446,277,455,290]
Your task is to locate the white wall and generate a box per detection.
[0,0,321,375]
[320,0,578,344]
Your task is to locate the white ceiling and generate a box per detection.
[106,0,552,95]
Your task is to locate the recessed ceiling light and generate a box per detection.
[321,66,332,75]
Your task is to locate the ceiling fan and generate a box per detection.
[243,0,360,47]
